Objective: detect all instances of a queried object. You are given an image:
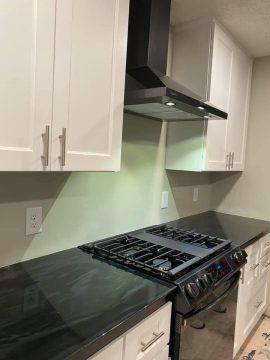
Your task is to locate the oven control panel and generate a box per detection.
[178,247,247,307]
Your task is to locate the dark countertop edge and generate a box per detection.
[67,290,176,360]
[239,231,270,249]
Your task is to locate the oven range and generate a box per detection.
[80,224,247,360]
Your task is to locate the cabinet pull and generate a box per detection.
[140,331,165,352]
[41,125,50,167]
[263,261,270,268]
[226,153,230,169]
[228,152,232,169]
[265,241,270,247]
[250,263,259,270]
[255,300,263,309]
[231,152,234,169]
[59,128,67,167]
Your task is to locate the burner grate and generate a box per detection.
[83,234,198,279]
[147,225,229,250]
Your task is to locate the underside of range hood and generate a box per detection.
[124,0,228,122]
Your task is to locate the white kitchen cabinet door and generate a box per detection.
[225,47,253,171]
[87,337,123,360]
[123,302,171,360]
[51,0,129,171]
[152,346,169,360]
[234,239,269,356]
[203,23,233,171]
[167,19,252,173]
[242,240,260,290]
[0,0,55,170]
[260,234,270,258]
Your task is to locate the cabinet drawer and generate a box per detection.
[260,252,270,278]
[88,337,123,360]
[243,241,260,289]
[123,302,172,360]
[241,278,268,343]
[153,346,169,360]
[260,234,270,258]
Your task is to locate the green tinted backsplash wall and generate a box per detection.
[0,114,212,267]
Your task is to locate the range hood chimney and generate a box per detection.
[124,0,227,121]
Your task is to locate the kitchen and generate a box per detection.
[0,0,270,359]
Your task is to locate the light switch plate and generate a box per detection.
[161,191,169,209]
[26,207,42,235]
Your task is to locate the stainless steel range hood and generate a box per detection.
[124,0,227,122]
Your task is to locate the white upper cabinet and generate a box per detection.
[0,0,55,171]
[166,19,252,172]
[0,0,129,171]
[51,0,129,171]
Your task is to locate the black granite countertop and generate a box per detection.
[167,211,270,249]
[0,248,176,360]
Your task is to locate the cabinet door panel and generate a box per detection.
[0,0,55,170]
[123,302,171,360]
[87,337,123,360]
[243,241,260,289]
[209,24,233,112]
[52,0,129,171]
[226,48,252,171]
[204,119,227,171]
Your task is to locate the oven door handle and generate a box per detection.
[183,271,241,321]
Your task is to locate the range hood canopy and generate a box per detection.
[124,0,227,122]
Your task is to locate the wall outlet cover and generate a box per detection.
[26,207,42,235]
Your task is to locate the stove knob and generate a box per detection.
[195,278,208,292]
[232,250,246,263]
[203,273,215,286]
[185,282,200,299]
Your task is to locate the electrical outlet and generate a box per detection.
[26,207,42,235]
[161,191,169,209]
[193,188,199,202]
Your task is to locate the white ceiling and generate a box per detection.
[171,0,270,58]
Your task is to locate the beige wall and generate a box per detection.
[0,114,212,267]
[211,56,270,220]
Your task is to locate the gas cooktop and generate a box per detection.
[80,225,233,280]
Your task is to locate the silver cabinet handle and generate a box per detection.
[231,151,234,169]
[228,152,232,169]
[250,263,259,270]
[263,261,270,268]
[255,300,263,309]
[226,153,230,169]
[59,128,67,167]
[41,125,50,167]
[140,331,165,352]
[265,241,270,247]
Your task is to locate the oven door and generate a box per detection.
[173,271,241,360]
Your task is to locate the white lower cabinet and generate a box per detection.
[234,235,270,357]
[88,302,172,360]
[87,338,123,360]
[153,346,169,360]
[123,302,172,360]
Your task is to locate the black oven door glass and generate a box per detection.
[179,272,240,360]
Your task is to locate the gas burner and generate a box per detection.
[82,234,200,279]
[152,259,172,271]
[146,225,231,251]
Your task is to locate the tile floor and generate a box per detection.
[237,316,270,360]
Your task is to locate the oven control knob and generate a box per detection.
[195,278,208,292]
[185,282,200,299]
[232,250,246,263]
[203,273,215,286]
